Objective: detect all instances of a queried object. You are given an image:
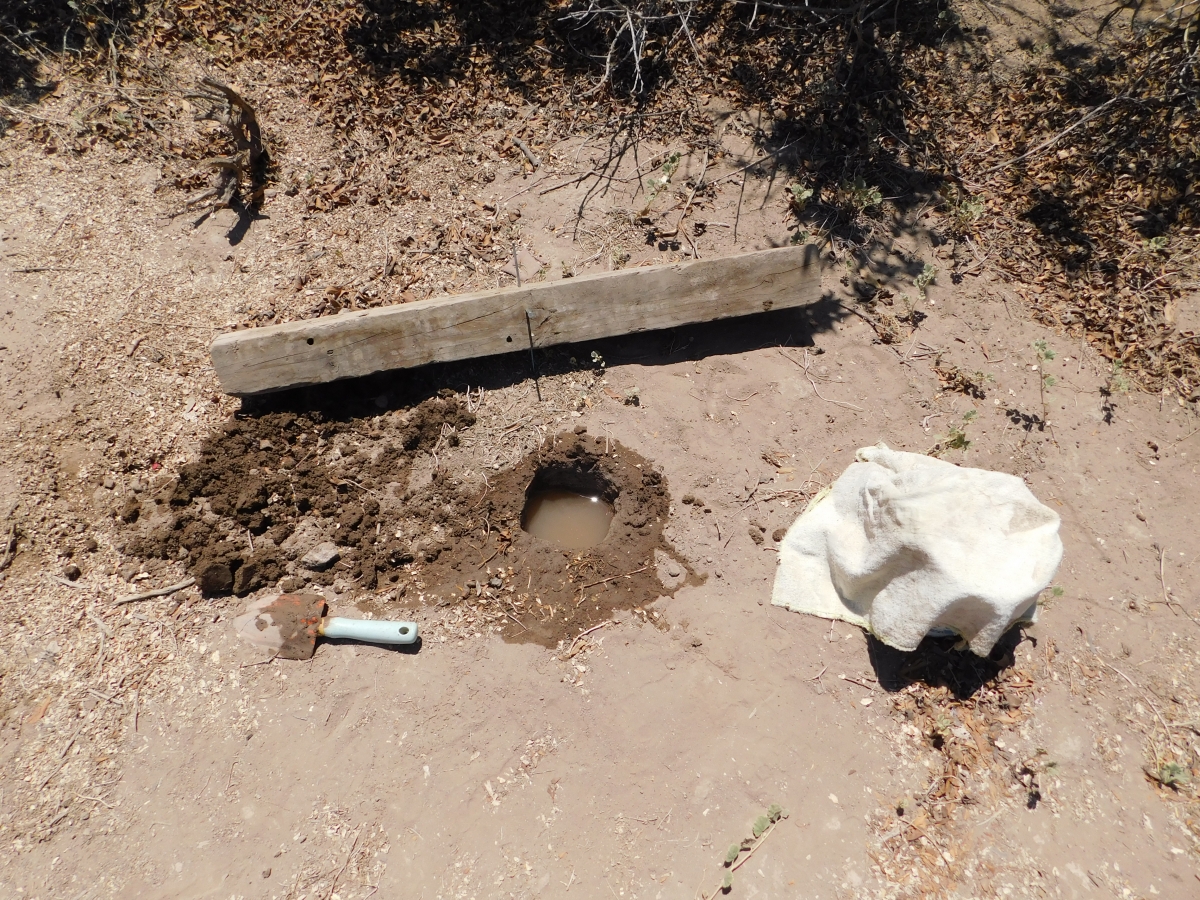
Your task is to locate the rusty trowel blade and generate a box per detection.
[255,593,326,660]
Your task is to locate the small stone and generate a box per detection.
[129,477,144,493]
[667,564,682,578]
[489,577,503,589]
[83,537,98,552]
[301,541,340,571]
[118,562,140,582]
[772,527,787,543]
[198,562,234,596]
[280,575,305,593]
[102,475,115,490]
[681,494,696,505]
[262,868,272,879]
[749,527,765,545]
[258,439,275,451]
[63,563,82,581]
[690,637,703,648]
[573,424,587,434]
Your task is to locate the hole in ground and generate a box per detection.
[521,462,617,550]
[404,430,699,647]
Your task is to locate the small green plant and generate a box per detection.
[915,263,936,297]
[590,350,606,371]
[641,151,681,211]
[936,6,960,31]
[787,184,814,212]
[1042,585,1064,609]
[842,176,882,212]
[703,804,788,898]
[952,194,986,226]
[1033,340,1057,426]
[1108,361,1131,394]
[1143,235,1169,252]
[1150,760,1191,788]
[789,229,811,246]
[943,426,970,452]
[931,409,976,456]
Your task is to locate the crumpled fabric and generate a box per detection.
[771,444,1062,656]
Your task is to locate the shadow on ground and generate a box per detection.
[867,627,1031,700]
[239,289,853,421]
[0,1,131,95]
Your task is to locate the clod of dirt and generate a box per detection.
[121,397,474,597]
[118,496,140,523]
[198,561,234,596]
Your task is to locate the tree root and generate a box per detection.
[184,77,268,212]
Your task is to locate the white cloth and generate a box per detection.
[772,445,1062,655]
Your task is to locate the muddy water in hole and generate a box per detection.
[521,490,614,549]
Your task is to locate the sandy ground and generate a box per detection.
[3,38,1200,900]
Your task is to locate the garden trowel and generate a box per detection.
[234,593,418,660]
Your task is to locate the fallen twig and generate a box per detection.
[709,138,802,187]
[561,621,610,658]
[1155,545,1200,628]
[511,135,542,168]
[326,825,364,900]
[240,651,281,668]
[38,725,85,790]
[113,577,196,607]
[981,94,1131,174]
[0,524,15,572]
[655,150,710,239]
[778,349,865,412]
[578,565,649,591]
[901,818,954,868]
[1101,661,1175,748]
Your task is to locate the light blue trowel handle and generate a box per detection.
[321,617,419,645]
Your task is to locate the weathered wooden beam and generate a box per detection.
[211,244,823,395]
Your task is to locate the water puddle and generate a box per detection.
[521,489,614,549]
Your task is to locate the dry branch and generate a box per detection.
[184,77,268,211]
